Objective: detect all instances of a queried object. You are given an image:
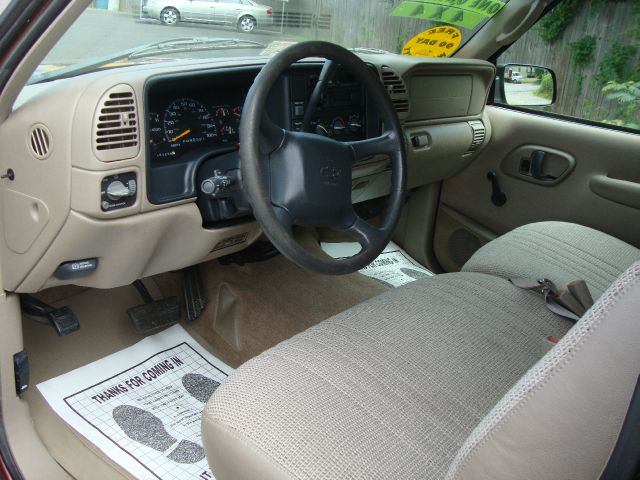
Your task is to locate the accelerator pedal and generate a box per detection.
[127,280,181,333]
[183,266,207,322]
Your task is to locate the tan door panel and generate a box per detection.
[501,145,575,186]
[589,175,640,209]
[436,106,640,271]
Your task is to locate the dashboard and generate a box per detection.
[145,66,373,212]
[0,54,496,292]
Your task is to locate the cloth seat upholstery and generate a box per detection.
[202,272,575,480]
[462,221,640,299]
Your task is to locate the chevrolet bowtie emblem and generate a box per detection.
[320,165,341,181]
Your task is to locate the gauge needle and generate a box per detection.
[171,129,191,142]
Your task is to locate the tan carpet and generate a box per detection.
[23,245,387,479]
[155,253,388,367]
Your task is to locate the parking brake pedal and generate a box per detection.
[183,266,207,322]
[20,295,80,336]
[127,280,181,333]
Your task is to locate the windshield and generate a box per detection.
[35,0,509,83]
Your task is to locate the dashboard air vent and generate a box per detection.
[28,124,51,159]
[465,120,486,155]
[93,84,140,162]
[381,66,409,119]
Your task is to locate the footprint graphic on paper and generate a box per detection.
[113,405,205,464]
[400,267,429,280]
[181,373,220,403]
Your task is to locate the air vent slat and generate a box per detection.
[93,84,140,161]
[381,66,409,119]
[465,120,486,155]
[28,125,51,159]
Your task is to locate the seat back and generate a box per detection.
[446,262,640,480]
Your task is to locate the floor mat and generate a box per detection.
[321,241,434,288]
[37,324,232,480]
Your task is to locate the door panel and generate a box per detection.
[185,0,216,22]
[435,106,640,271]
[217,0,242,24]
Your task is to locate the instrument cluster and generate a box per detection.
[146,77,250,166]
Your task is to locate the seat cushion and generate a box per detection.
[202,272,573,480]
[462,221,640,299]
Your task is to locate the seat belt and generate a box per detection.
[510,278,594,322]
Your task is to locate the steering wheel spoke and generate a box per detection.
[272,205,294,235]
[259,114,285,154]
[340,215,385,251]
[347,131,397,164]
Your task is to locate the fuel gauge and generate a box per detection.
[148,112,174,159]
[148,112,163,145]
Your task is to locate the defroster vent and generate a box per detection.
[93,84,140,162]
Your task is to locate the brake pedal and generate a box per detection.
[20,294,80,336]
[127,280,181,333]
[183,266,206,322]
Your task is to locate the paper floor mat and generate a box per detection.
[38,324,233,480]
[321,241,434,288]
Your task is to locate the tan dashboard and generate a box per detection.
[0,54,494,292]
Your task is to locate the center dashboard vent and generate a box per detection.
[381,66,409,119]
[93,84,140,162]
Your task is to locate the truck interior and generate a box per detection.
[0,0,638,479]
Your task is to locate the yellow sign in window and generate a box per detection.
[402,26,463,57]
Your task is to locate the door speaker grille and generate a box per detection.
[448,228,482,268]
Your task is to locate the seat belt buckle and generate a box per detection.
[509,277,558,295]
[536,278,558,296]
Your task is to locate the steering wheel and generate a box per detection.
[240,41,406,275]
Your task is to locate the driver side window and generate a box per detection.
[496,0,640,132]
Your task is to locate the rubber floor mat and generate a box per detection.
[38,324,232,479]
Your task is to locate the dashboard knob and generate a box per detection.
[332,117,347,135]
[106,179,135,201]
[315,124,330,137]
[348,115,362,132]
[201,179,216,195]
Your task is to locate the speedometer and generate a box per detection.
[163,98,217,146]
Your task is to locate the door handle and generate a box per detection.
[505,145,575,185]
[590,175,640,209]
[522,150,557,181]
[529,150,547,179]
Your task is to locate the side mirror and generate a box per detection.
[495,64,557,107]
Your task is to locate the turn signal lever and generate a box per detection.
[196,152,252,225]
[201,170,238,198]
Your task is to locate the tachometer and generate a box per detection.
[164,98,217,146]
